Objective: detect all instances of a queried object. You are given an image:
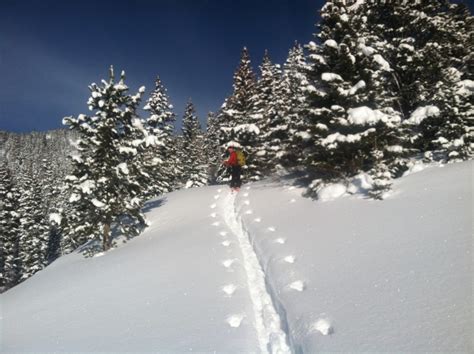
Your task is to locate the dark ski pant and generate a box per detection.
[230,166,242,189]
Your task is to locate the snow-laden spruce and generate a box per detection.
[143,76,179,195]
[179,100,209,188]
[301,0,406,198]
[217,47,260,181]
[252,50,282,176]
[204,111,222,183]
[0,163,21,291]
[357,0,473,161]
[62,66,155,252]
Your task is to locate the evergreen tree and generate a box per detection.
[361,0,473,161]
[40,159,64,264]
[143,76,178,195]
[253,50,282,175]
[218,47,259,181]
[204,111,221,183]
[180,100,208,188]
[302,1,404,198]
[279,42,309,167]
[62,66,151,252]
[0,163,21,290]
[428,68,473,160]
[418,3,473,161]
[17,170,49,280]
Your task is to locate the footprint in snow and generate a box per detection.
[210,203,217,209]
[222,284,237,296]
[275,238,286,244]
[313,318,334,335]
[289,280,305,292]
[222,259,237,268]
[267,226,276,232]
[284,255,296,263]
[212,221,220,227]
[227,314,244,328]
[221,240,231,247]
[210,212,217,218]
[219,231,228,237]
[254,218,261,223]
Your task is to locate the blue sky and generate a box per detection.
[0,0,321,132]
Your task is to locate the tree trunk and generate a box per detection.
[103,223,111,251]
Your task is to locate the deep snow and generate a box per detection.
[1,160,472,353]
[236,161,472,352]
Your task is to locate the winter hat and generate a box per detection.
[225,141,242,149]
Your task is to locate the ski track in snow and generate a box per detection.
[219,191,290,354]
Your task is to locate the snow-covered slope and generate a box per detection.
[237,161,472,353]
[2,161,472,353]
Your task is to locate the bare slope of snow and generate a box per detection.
[237,161,472,353]
[1,160,472,353]
[2,187,261,352]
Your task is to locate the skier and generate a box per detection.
[223,146,242,192]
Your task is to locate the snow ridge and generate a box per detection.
[223,192,290,354]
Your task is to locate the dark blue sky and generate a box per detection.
[0,0,322,132]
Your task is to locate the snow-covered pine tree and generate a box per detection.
[427,68,473,160]
[57,197,80,255]
[143,76,178,196]
[276,42,309,167]
[40,159,63,264]
[413,2,473,161]
[302,1,403,198]
[204,111,221,183]
[62,66,151,252]
[173,134,186,188]
[0,162,21,291]
[0,163,7,290]
[180,100,208,188]
[218,47,259,181]
[252,50,283,175]
[362,0,473,162]
[17,169,49,280]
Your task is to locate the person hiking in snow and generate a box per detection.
[223,146,243,191]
